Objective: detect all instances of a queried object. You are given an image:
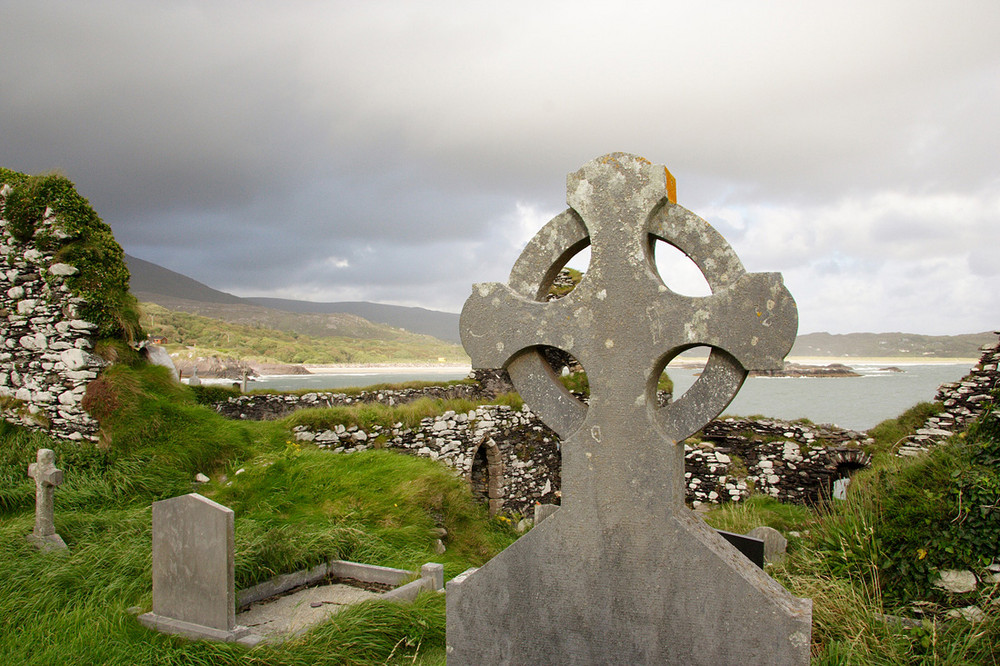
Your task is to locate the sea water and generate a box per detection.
[669,363,972,431]
[231,362,974,432]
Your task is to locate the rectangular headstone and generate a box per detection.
[139,493,251,642]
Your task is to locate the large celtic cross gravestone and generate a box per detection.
[447,154,811,664]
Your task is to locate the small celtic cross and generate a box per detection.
[27,448,67,551]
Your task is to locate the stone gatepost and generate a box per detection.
[447,153,811,664]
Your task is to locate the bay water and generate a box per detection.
[234,362,975,432]
[669,362,972,431]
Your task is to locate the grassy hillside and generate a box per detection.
[704,399,1000,662]
[1,354,997,662]
[0,362,516,664]
[125,253,462,343]
[140,296,442,342]
[140,302,468,365]
[245,298,461,344]
[791,331,994,358]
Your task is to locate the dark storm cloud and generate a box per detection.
[2,1,999,333]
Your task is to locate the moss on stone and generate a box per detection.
[0,168,143,342]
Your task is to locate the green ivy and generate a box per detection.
[0,169,142,342]
[873,399,1000,605]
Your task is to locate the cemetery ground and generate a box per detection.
[0,360,998,664]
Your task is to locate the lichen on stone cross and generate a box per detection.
[449,154,809,665]
[27,448,67,551]
[460,152,798,511]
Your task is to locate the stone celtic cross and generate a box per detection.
[27,448,67,551]
[447,154,811,664]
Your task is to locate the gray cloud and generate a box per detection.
[2,0,999,334]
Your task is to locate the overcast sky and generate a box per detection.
[2,1,998,335]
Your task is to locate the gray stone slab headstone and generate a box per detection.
[26,449,67,551]
[448,153,811,664]
[748,526,789,565]
[138,493,252,643]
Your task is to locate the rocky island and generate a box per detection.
[751,362,861,377]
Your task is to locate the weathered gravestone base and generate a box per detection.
[448,154,811,664]
[139,493,256,644]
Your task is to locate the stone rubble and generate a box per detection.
[0,185,102,441]
[896,332,1000,457]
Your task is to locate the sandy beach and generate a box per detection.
[785,356,975,366]
[301,364,472,375]
[673,355,977,366]
[297,357,977,376]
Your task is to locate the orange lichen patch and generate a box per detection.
[664,167,677,203]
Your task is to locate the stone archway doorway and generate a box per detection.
[830,449,871,500]
[469,439,504,517]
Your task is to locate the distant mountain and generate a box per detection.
[244,298,460,344]
[126,255,991,356]
[790,331,994,359]
[125,254,461,343]
[125,254,243,305]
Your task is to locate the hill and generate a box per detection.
[791,331,993,358]
[128,255,992,357]
[125,254,461,343]
[244,297,460,344]
[140,303,468,366]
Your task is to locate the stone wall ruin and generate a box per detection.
[0,184,103,441]
[243,337,1000,515]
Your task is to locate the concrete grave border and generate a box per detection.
[237,559,444,609]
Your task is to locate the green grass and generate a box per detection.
[702,393,1000,663]
[702,494,813,535]
[2,359,998,663]
[866,401,944,459]
[0,362,514,664]
[142,302,468,365]
[559,370,673,397]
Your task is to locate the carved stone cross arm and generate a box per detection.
[460,153,797,443]
[28,450,64,489]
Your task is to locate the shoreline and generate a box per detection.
[243,357,978,378]
[300,363,472,375]
[298,358,975,375]
[675,355,977,367]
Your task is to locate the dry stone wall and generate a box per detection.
[216,343,1000,515]
[283,398,868,513]
[897,332,1000,457]
[291,404,561,516]
[0,186,103,441]
[688,418,870,506]
[217,383,490,421]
